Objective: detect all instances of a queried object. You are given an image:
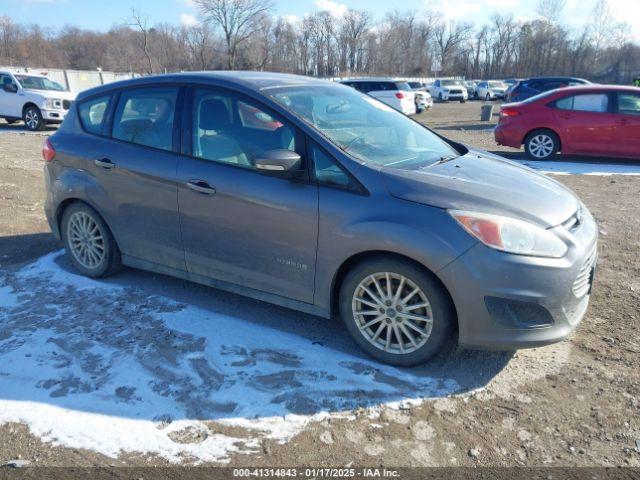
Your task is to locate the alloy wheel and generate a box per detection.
[25,109,40,130]
[351,272,433,354]
[67,211,105,269]
[528,134,555,159]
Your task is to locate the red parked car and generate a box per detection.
[495,85,640,160]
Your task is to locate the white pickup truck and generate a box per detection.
[0,70,76,131]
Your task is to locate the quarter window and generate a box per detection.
[78,95,110,135]
[191,88,298,170]
[311,143,355,190]
[112,87,178,151]
[555,94,609,113]
[617,93,640,116]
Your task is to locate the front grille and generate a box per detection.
[449,89,463,95]
[63,100,72,110]
[572,246,597,298]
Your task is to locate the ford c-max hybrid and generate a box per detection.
[43,72,598,366]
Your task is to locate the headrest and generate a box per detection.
[199,99,231,131]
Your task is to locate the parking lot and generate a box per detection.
[0,101,639,467]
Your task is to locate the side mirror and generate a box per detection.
[3,83,18,93]
[255,149,302,178]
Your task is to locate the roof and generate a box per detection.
[549,84,640,93]
[76,71,336,100]
[525,76,589,82]
[341,77,407,82]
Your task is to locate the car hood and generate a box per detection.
[382,149,579,228]
[23,88,76,100]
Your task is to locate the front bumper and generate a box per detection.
[441,92,467,101]
[41,108,68,123]
[438,211,598,349]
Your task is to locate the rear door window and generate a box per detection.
[555,94,609,113]
[78,95,111,135]
[112,87,179,151]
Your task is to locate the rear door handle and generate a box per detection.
[616,118,629,125]
[186,180,216,195]
[94,158,116,169]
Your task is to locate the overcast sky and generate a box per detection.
[2,0,639,41]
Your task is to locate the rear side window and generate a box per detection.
[555,94,609,113]
[78,95,110,135]
[112,87,179,151]
[395,82,412,91]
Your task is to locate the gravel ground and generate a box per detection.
[0,102,639,469]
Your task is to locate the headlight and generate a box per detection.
[450,210,568,258]
[44,98,62,109]
[443,88,449,92]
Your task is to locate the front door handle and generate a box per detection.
[616,118,629,125]
[186,180,216,195]
[559,113,573,119]
[94,158,116,169]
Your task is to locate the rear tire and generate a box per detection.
[485,93,491,101]
[23,106,45,131]
[61,202,121,278]
[339,257,455,366]
[524,129,560,160]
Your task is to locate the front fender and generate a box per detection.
[313,188,477,313]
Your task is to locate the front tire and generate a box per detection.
[61,202,121,278]
[23,106,45,131]
[525,129,560,160]
[485,93,491,101]
[339,257,455,366]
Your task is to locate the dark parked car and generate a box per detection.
[506,77,591,103]
[496,85,640,160]
[43,72,597,366]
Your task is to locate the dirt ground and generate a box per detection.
[0,101,639,470]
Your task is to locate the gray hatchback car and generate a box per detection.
[43,72,598,366]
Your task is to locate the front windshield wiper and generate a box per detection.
[426,154,460,168]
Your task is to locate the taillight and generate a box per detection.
[395,92,405,99]
[42,138,56,162]
[500,108,520,117]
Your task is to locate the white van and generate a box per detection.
[340,78,416,115]
[0,70,76,131]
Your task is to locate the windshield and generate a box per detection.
[441,79,462,86]
[15,75,66,92]
[266,85,459,169]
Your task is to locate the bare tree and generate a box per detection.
[128,9,154,74]
[536,0,566,23]
[194,0,273,69]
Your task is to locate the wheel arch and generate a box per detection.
[329,250,459,333]
[522,126,562,150]
[55,198,121,252]
[22,102,40,116]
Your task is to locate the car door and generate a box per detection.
[82,85,185,270]
[552,92,615,155]
[176,86,318,303]
[613,91,640,158]
[0,74,19,117]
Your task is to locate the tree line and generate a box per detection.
[0,0,638,83]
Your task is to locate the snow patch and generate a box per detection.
[0,251,461,463]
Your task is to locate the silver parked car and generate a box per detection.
[43,72,597,366]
